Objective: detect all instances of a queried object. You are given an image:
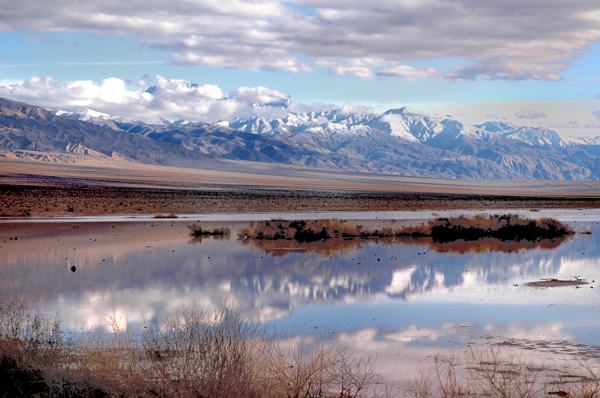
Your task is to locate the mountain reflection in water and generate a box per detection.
[1,219,599,364]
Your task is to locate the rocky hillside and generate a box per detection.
[1,97,599,180]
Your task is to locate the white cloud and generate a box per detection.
[315,58,381,79]
[419,100,600,139]
[1,0,599,80]
[229,86,290,106]
[2,76,600,139]
[377,66,439,80]
[332,65,375,80]
[514,110,547,120]
[0,75,330,123]
[152,76,224,100]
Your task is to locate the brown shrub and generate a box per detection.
[407,346,600,398]
[188,224,231,238]
[238,215,573,245]
[154,212,178,219]
[0,300,386,397]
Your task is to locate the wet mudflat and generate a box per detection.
[1,210,599,387]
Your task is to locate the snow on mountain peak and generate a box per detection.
[377,113,421,142]
[566,135,600,145]
[7,96,600,181]
[81,108,113,120]
[61,102,570,151]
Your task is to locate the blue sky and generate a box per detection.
[2,31,599,105]
[1,1,600,137]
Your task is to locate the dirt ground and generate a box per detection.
[1,158,600,217]
[1,182,600,217]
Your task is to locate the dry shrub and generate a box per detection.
[254,339,386,398]
[0,299,63,365]
[75,314,147,395]
[236,216,573,257]
[239,219,366,242]
[238,215,572,245]
[426,215,573,243]
[154,212,178,219]
[0,298,114,396]
[140,307,256,397]
[188,224,231,238]
[407,346,600,398]
[139,308,386,397]
[0,300,387,397]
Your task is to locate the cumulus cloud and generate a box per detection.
[0,75,332,123]
[316,58,381,79]
[229,86,290,106]
[1,0,599,80]
[514,109,547,120]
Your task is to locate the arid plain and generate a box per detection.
[2,156,600,217]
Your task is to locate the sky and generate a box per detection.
[1,0,600,137]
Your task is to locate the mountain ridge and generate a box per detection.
[1,97,599,180]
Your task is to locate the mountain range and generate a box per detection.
[1,97,599,180]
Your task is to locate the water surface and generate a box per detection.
[1,210,599,383]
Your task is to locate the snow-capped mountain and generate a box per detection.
[219,106,573,151]
[568,136,600,146]
[1,97,599,180]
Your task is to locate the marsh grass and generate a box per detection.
[4,300,597,397]
[153,212,178,219]
[426,215,573,243]
[239,215,573,244]
[188,224,231,239]
[0,300,386,397]
[408,347,600,398]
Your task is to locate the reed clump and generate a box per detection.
[408,346,600,398]
[238,215,573,244]
[2,299,598,398]
[153,213,178,219]
[0,300,386,398]
[425,214,573,243]
[188,225,231,238]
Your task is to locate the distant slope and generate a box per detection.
[1,97,599,180]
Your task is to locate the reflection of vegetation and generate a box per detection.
[239,215,573,243]
[0,300,384,398]
[242,235,570,257]
[240,235,368,256]
[419,237,568,254]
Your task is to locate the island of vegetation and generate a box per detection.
[235,215,573,243]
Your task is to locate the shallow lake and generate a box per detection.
[1,209,599,385]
